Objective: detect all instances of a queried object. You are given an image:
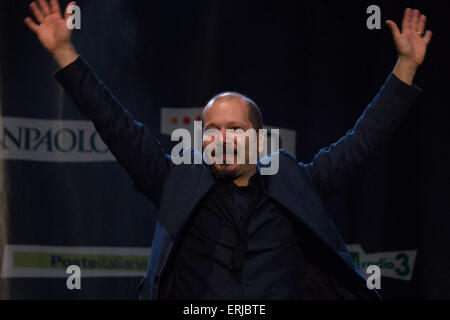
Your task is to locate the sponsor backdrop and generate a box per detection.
[1,0,449,299]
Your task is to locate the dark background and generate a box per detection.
[0,0,449,299]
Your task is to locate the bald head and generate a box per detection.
[202,92,263,131]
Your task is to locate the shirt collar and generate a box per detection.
[211,167,265,193]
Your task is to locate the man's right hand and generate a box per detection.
[25,0,79,68]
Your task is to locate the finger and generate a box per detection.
[37,0,51,17]
[49,0,61,14]
[386,20,400,41]
[24,17,39,33]
[29,2,45,24]
[64,1,77,20]
[411,9,420,30]
[402,7,412,31]
[418,14,427,35]
[423,30,432,45]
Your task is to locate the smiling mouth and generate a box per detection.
[222,154,235,163]
[211,148,237,157]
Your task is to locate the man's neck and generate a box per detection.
[233,165,258,187]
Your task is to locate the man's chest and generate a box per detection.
[185,187,300,252]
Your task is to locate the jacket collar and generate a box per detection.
[160,149,343,253]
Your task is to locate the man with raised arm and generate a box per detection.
[25,0,431,299]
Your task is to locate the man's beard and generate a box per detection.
[210,163,239,182]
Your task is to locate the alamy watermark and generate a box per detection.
[66,4,81,30]
[170,121,280,175]
[366,265,381,290]
[64,263,381,291]
[367,5,381,30]
[64,4,383,32]
[66,265,81,290]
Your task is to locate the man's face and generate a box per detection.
[202,97,257,180]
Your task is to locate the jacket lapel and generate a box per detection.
[262,150,348,254]
[158,161,215,240]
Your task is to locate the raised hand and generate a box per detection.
[25,0,78,68]
[386,8,432,67]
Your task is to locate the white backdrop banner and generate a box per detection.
[0,117,115,162]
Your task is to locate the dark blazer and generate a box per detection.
[55,57,422,300]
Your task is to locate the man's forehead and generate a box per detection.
[204,96,248,115]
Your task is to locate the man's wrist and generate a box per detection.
[51,44,79,69]
[393,56,419,86]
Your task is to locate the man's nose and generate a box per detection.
[216,129,228,145]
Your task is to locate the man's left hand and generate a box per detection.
[386,8,432,68]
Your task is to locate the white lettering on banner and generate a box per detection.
[0,117,115,162]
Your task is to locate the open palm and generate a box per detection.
[24,0,76,54]
[386,8,432,67]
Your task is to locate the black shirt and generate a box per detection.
[167,170,305,299]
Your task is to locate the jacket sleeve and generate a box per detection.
[301,72,422,199]
[55,56,170,207]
